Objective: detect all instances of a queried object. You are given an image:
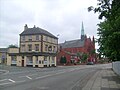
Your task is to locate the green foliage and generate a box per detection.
[8,44,18,48]
[90,49,96,55]
[88,0,120,61]
[60,56,67,64]
[81,53,88,63]
[77,52,88,63]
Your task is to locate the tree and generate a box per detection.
[81,53,88,63]
[8,44,18,48]
[77,52,88,63]
[88,0,120,61]
[60,56,67,64]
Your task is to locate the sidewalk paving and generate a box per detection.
[82,69,120,90]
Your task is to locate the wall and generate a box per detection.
[7,54,11,65]
[8,48,19,53]
[112,61,120,76]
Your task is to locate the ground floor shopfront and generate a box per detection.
[7,55,56,67]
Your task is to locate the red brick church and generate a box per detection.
[57,22,96,65]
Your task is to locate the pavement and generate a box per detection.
[82,68,120,90]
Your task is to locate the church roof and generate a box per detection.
[20,27,58,39]
[60,39,85,48]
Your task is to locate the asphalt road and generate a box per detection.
[0,64,112,90]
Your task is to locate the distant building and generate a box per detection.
[7,24,58,67]
[0,48,8,64]
[57,22,95,65]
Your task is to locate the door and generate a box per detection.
[22,60,24,67]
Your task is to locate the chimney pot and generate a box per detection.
[24,24,28,31]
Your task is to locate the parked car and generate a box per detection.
[87,62,94,65]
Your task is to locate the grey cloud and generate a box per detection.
[0,0,99,48]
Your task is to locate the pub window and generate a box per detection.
[21,44,25,52]
[22,36,25,41]
[28,35,32,41]
[22,56,24,59]
[36,35,39,40]
[53,46,56,52]
[35,44,39,51]
[39,60,41,64]
[28,44,32,51]
[36,56,38,64]
[45,45,48,51]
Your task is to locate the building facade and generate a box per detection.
[57,22,95,65]
[0,48,8,64]
[7,24,58,67]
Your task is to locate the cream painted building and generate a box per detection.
[7,24,58,67]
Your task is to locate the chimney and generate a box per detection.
[24,24,28,31]
[33,25,36,28]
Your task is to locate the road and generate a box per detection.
[0,64,112,90]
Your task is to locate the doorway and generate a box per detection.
[22,60,24,67]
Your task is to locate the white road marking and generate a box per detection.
[0,79,8,82]
[26,76,32,79]
[19,74,37,78]
[0,70,9,75]
[55,71,66,75]
[0,82,13,86]
[28,74,37,76]
[2,70,9,75]
[8,79,15,83]
[36,74,52,79]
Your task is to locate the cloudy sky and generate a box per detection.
[0,0,100,48]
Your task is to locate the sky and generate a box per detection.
[0,0,100,48]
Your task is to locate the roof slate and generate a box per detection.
[0,48,8,53]
[60,39,85,48]
[20,27,58,39]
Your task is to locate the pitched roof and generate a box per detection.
[20,27,58,39]
[0,48,8,53]
[60,39,85,48]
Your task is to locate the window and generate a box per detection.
[36,35,39,40]
[39,60,41,64]
[28,35,32,41]
[26,56,33,65]
[54,39,57,44]
[48,46,52,51]
[51,57,55,64]
[45,36,48,41]
[45,45,48,51]
[35,44,39,51]
[44,56,47,65]
[53,46,56,52]
[22,36,25,41]
[28,44,32,51]
[21,45,25,52]
[50,38,52,43]
[22,56,24,59]
[11,56,17,64]
[36,56,38,64]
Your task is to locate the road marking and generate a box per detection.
[55,71,65,75]
[28,74,37,76]
[26,76,32,79]
[8,79,15,83]
[36,74,52,79]
[0,82,13,86]
[0,79,8,82]
[0,70,9,75]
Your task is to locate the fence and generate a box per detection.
[112,61,120,76]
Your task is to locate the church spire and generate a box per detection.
[81,21,84,35]
[81,22,85,40]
